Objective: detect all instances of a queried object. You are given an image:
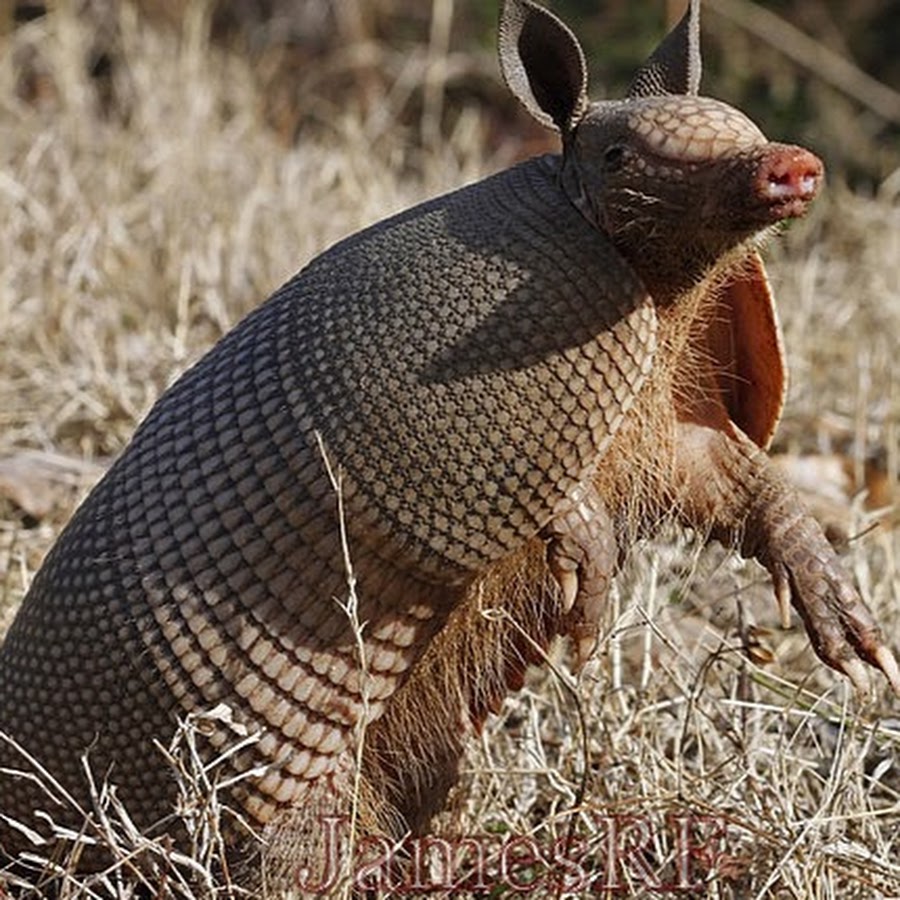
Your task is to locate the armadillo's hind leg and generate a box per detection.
[545,483,617,668]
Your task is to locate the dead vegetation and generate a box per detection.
[1,2,899,897]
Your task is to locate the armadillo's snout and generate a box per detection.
[755,145,824,220]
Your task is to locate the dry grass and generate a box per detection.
[1,3,899,898]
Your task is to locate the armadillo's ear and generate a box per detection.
[498,0,588,134]
[627,0,701,98]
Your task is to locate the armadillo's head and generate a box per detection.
[567,94,823,291]
[499,0,824,295]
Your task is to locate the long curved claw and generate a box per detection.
[771,533,900,700]
[553,560,580,614]
[874,644,900,699]
[837,657,873,702]
[771,561,792,629]
[545,485,617,669]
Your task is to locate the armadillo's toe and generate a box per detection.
[545,484,617,668]
[827,582,900,700]
[779,547,899,699]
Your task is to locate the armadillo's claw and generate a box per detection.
[837,657,873,702]
[873,645,900,699]
[551,560,580,614]
[545,486,617,669]
[772,562,792,629]
[766,527,899,700]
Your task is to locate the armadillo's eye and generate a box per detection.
[603,145,627,173]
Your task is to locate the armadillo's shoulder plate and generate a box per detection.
[283,157,656,578]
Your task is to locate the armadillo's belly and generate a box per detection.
[0,292,461,856]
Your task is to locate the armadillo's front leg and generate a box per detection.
[545,483,617,667]
[674,421,900,697]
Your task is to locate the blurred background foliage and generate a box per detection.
[4,0,900,191]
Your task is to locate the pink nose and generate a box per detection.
[754,145,823,220]
[758,145,823,204]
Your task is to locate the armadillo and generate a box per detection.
[2,0,898,886]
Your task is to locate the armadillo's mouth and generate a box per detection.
[755,144,824,221]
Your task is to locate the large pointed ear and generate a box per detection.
[498,0,588,134]
[705,251,786,449]
[627,0,701,98]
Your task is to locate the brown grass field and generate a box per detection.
[1,2,899,897]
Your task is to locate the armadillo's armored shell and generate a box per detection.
[0,155,657,844]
